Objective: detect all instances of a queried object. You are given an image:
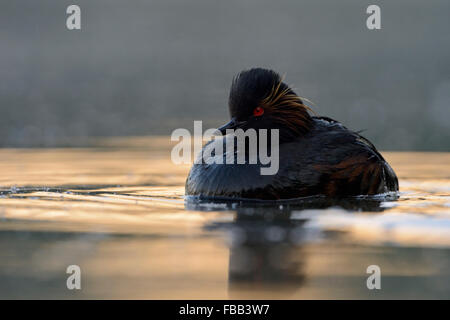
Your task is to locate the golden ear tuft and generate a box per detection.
[259,79,315,134]
[260,79,314,114]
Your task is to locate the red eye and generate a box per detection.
[253,106,264,117]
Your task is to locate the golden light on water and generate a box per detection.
[0,137,449,299]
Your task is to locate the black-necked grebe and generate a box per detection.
[185,68,398,200]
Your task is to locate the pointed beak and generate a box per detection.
[217,118,245,134]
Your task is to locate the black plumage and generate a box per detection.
[185,68,398,200]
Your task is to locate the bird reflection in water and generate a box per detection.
[185,196,389,297]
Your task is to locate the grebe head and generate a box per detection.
[218,68,313,140]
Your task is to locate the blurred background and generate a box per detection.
[1,1,450,300]
[0,0,449,150]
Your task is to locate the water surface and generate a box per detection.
[0,137,449,299]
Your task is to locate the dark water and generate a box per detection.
[0,137,449,299]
